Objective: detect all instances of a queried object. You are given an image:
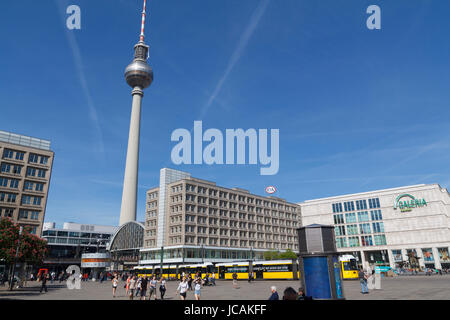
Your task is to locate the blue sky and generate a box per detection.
[1,0,449,227]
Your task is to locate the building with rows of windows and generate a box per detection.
[0,130,54,236]
[299,184,450,271]
[140,168,301,265]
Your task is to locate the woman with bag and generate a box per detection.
[159,276,167,300]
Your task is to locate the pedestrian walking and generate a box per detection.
[135,276,142,297]
[148,275,158,300]
[188,274,193,291]
[358,268,369,294]
[211,272,216,286]
[159,276,167,300]
[125,275,131,295]
[268,286,279,300]
[194,278,202,300]
[232,272,238,289]
[112,275,119,298]
[39,272,49,293]
[176,276,189,300]
[128,276,136,300]
[140,276,148,300]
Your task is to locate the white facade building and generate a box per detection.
[299,184,450,270]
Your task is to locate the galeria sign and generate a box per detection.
[394,194,427,212]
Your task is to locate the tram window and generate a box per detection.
[343,260,357,271]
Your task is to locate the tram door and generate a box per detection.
[255,267,264,279]
[219,267,225,279]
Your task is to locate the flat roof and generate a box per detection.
[299,183,442,204]
[0,130,51,151]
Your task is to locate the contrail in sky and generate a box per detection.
[200,0,271,119]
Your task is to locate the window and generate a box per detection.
[332,203,343,213]
[334,225,346,236]
[0,177,7,187]
[372,222,384,233]
[1,163,11,173]
[348,236,360,247]
[12,165,21,174]
[371,210,383,221]
[19,210,28,219]
[24,181,34,190]
[1,193,17,203]
[361,235,373,246]
[3,149,14,159]
[9,179,19,189]
[0,178,17,189]
[22,195,32,205]
[374,235,386,245]
[27,167,36,177]
[368,198,380,209]
[346,224,358,235]
[345,212,357,223]
[357,211,369,222]
[359,223,371,234]
[29,154,39,163]
[344,201,355,212]
[15,152,24,161]
[35,182,44,191]
[356,200,367,210]
[37,169,46,178]
[40,156,49,165]
[333,214,344,224]
[336,237,347,248]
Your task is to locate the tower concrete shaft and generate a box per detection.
[119,0,153,226]
[119,87,143,226]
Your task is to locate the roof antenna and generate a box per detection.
[139,0,147,42]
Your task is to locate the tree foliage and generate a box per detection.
[263,249,297,260]
[0,218,48,265]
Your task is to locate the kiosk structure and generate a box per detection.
[297,224,345,300]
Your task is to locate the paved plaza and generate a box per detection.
[1,275,450,300]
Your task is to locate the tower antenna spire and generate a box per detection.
[139,0,147,42]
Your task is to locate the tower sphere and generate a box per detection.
[125,59,153,89]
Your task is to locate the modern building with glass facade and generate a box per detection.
[140,168,301,265]
[299,184,450,270]
[0,130,54,236]
[42,222,118,273]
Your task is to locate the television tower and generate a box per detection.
[119,0,153,226]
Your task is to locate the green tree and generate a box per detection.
[0,218,48,265]
[279,249,297,260]
[263,250,280,260]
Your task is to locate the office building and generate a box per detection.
[0,130,54,236]
[140,168,301,265]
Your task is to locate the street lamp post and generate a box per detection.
[201,245,204,264]
[9,226,23,291]
[160,246,164,277]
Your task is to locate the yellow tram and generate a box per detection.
[216,260,300,280]
[339,254,359,280]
